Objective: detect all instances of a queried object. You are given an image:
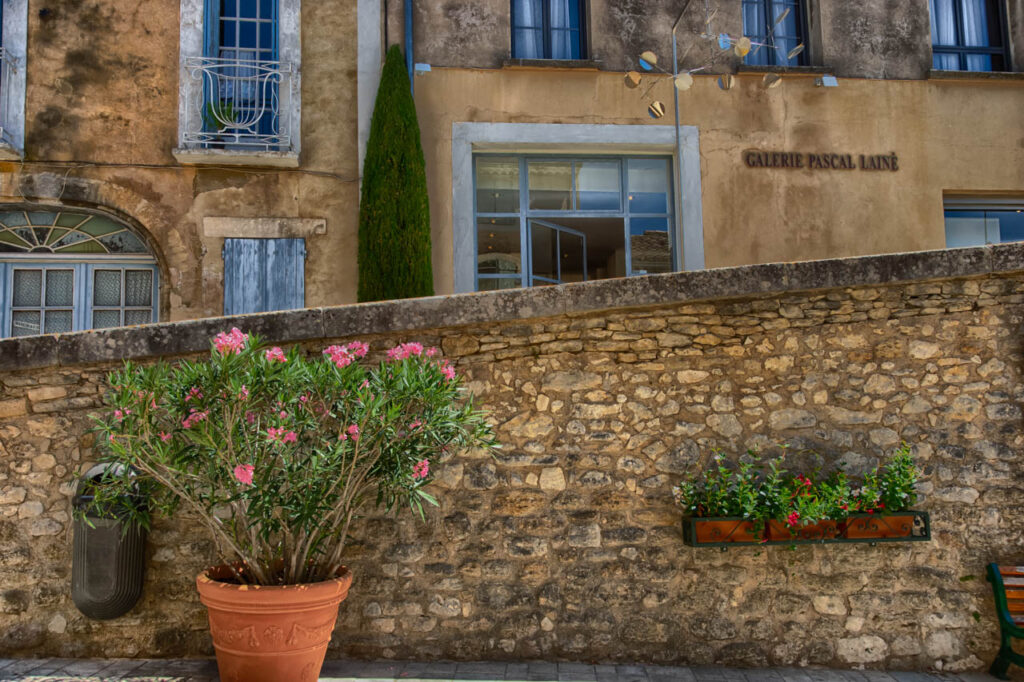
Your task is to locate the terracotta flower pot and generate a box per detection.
[765,519,841,541]
[842,513,916,539]
[689,518,760,544]
[196,565,353,682]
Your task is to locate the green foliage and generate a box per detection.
[673,445,920,529]
[358,45,433,302]
[82,330,497,586]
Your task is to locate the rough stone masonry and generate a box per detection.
[0,245,1022,671]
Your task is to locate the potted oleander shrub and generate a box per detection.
[83,329,497,682]
[674,445,925,546]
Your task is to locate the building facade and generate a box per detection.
[387,0,1024,294]
[0,0,367,338]
[0,0,1022,337]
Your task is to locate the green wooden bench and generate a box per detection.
[987,563,1024,679]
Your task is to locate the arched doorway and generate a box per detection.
[0,207,159,337]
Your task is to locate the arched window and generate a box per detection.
[0,208,159,337]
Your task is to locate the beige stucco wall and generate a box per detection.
[2,0,360,321]
[413,67,1024,294]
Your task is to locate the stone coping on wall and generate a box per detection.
[1,243,1022,372]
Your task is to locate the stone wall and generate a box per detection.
[1,245,1023,671]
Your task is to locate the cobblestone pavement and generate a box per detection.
[0,659,1008,682]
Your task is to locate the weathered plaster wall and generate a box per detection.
[393,0,1024,77]
[12,0,361,319]
[0,245,1022,670]
[410,68,1024,294]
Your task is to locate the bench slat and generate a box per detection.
[1007,599,1024,614]
[1006,577,1024,587]
[1006,590,1024,601]
[999,566,1024,577]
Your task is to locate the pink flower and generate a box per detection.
[346,341,369,358]
[347,424,360,441]
[233,464,255,486]
[323,345,355,369]
[213,328,249,355]
[440,362,456,381]
[238,386,249,400]
[266,427,298,444]
[185,387,203,402]
[182,409,209,429]
[159,431,172,443]
[412,459,430,480]
[265,347,287,363]
[150,400,157,409]
[409,419,423,430]
[360,379,369,389]
[245,411,256,425]
[785,511,800,528]
[108,434,116,443]
[386,342,426,362]
[299,394,309,404]
[338,433,348,442]
[279,411,287,418]
[425,347,439,358]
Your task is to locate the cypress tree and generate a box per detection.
[358,45,433,302]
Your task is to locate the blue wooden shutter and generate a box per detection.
[223,238,305,315]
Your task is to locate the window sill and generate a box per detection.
[736,65,832,75]
[928,69,1024,82]
[0,140,23,161]
[172,148,299,169]
[503,58,602,71]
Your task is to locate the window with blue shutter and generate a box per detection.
[223,238,305,315]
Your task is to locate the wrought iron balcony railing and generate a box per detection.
[180,54,295,152]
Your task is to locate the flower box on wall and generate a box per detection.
[682,511,931,548]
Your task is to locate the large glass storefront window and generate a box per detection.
[944,201,1024,247]
[474,155,675,291]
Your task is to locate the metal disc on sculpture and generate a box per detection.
[648,101,666,119]
[674,73,694,91]
[639,51,658,70]
[718,74,734,91]
[625,71,642,88]
[763,72,782,89]
[774,7,791,25]
[787,44,805,60]
[717,33,731,50]
[734,37,752,57]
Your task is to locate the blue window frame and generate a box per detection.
[930,0,1008,71]
[742,0,806,67]
[202,0,280,142]
[0,262,159,337]
[223,238,305,315]
[473,155,676,291]
[0,208,159,338]
[512,0,585,60]
[944,199,1024,247]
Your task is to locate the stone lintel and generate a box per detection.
[203,217,327,239]
[1,243,1022,371]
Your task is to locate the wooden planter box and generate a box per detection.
[682,511,930,548]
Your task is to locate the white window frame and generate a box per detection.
[173,0,302,167]
[0,0,27,159]
[451,122,704,294]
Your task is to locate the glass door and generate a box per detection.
[528,219,587,286]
